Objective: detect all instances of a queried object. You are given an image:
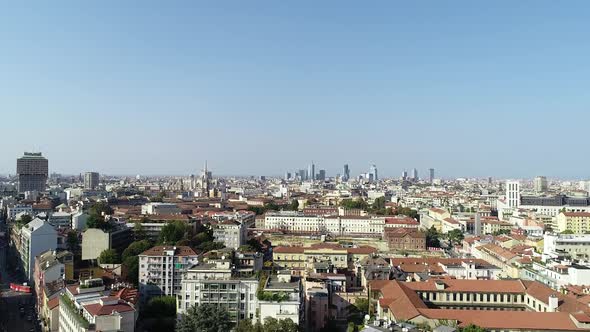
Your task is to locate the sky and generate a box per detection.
[1,2,590,179]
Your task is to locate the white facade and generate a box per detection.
[20,218,58,281]
[72,212,89,230]
[544,233,590,259]
[141,202,180,215]
[263,212,385,235]
[506,180,520,208]
[8,204,33,220]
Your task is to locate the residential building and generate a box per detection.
[472,243,519,278]
[72,211,89,230]
[258,271,303,325]
[84,172,100,190]
[17,152,48,193]
[213,219,246,249]
[15,218,58,281]
[48,211,72,228]
[59,278,136,332]
[368,164,378,182]
[544,233,590,259]
[81,225,133,261]
[556,211,590,233]
[506,180,520,208]
[34,250,74,311]
[7,203,33,220]
[138,245,199,300]
[391,258,502,281]
[178,258,259,323]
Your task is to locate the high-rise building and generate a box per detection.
[298,169,306,181]
[411,168,418,181]
[308,162,315,181]
[369,164,378,182]
[285,172,291,180]
[534,176,548,193]
[17,152,48,193]
[343,164,350,182]
[318,169,326,181]
[506,180,520,208]
[200,161,212,196]
[429,168,435,183]
[84,171,99,190]
[402,170,408,180]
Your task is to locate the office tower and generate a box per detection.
[534,176,548,193]
[308,162,315,181]
[506,180,520,208]
[429,168,435,183]
[318,169,326,181]
[488,177,493,185]
[411,168,418,181]
[402,170,408,180]
[84,172,99,190]
[343,164,350,182]
[369,164,378,182]
[17,152,49,193]
[285,172,291,180]
[298,169,306,181]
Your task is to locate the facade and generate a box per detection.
[59,279,136,332]
[342,164,350,182]
[178,259,259,323]
[258,271,303,325]
[72,212,89,230]
[429,168,435,183]
[370,279,590,331]
[34,250,74,311]
[544,233,590,259]
[7,204,33,220]
[141,202,180,215]
[263,211,386,236]
[17,152,49,193]
[138,246,199,300]
[84,172,100,190]
[383,228,426,251]
[213,220,246,249]
[17,218,58,281]
[556,211,590,233]
[506,180,520,208]
[48,212,72,228]
[411,168,418,181]
[391,258,502,281]
[534,176,548,193]
[81,226,132,261]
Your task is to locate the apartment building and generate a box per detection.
[59,278,136,332]
[13,218,58,281]
[370,279,590,331]
[258,271,303,325]
[544,233,590,259]
[178,258,259,323]
[141,202,180,215]
[263,211,386,236]
[419,208,451,232]
[138,246,199,300]
[391,258,502,281]
[213,219,246,249]
[383,228,426,251]
[472,243,519,278]
[34,250,74,311]
[556,211,590,233]
[7,204,33,220]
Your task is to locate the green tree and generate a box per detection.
[123,256,139,286]
[176,304,232,332]
[66,231,79,252]
[447,229,465,246]
[98,249,120,264]
[561,229,575,235]
[122,240,153,261]
[460,324,487,332]
[19,214,33,224]
[372,196,386,211]
[340,198,369,210]
[426,226,441,248]
[288,199,299,211]
[143,296,176,317]
[158,221,187,245]
[235,319,255,332]
[89,202,113,216]
[134,220,147,241]
[86,214,113,231]
[354,298,369,314]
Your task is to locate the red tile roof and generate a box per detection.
[84,301,134,316]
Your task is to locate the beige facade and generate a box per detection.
[556,212,590,233]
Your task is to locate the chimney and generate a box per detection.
[548,294,559,312]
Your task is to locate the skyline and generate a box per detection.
[3,2,590,178]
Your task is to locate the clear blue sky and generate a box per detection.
[2,2,590,179]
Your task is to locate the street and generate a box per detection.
[0,220,39,332]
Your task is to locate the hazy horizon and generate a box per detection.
[3,2,590,178]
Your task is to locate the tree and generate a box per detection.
[86,214,113,232]
[235,319,255,332]
[158,221,187,245]
[123,256,139,286]
[122,240,153,261]
[98,249,120,264]
[561,229,575,235]
[340,198,369,210]
[426,226,441,248]
[288,199,299,211]
[176,304,232,332]
[143,296,176,317]
[447,229,465,246]
[89,201,113,216]
[492,229,511,236]
[19,214,33,224]
[66,231,79,252]
[460,324,487,332]
[354,298,369,314]
[134,220,146,241]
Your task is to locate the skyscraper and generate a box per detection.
[411,168,418,181]
[369,164,378,182]
[429,168,435,183]
[17,152,48,193]
[401,170,408,180]
[308,162,315,181]
[318,169,326,181]
[200,161,212,196]
[534,176,548,193]
[342,164,350,182]
[84,172,100,190]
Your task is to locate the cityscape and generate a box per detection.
[4,2,590,332]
